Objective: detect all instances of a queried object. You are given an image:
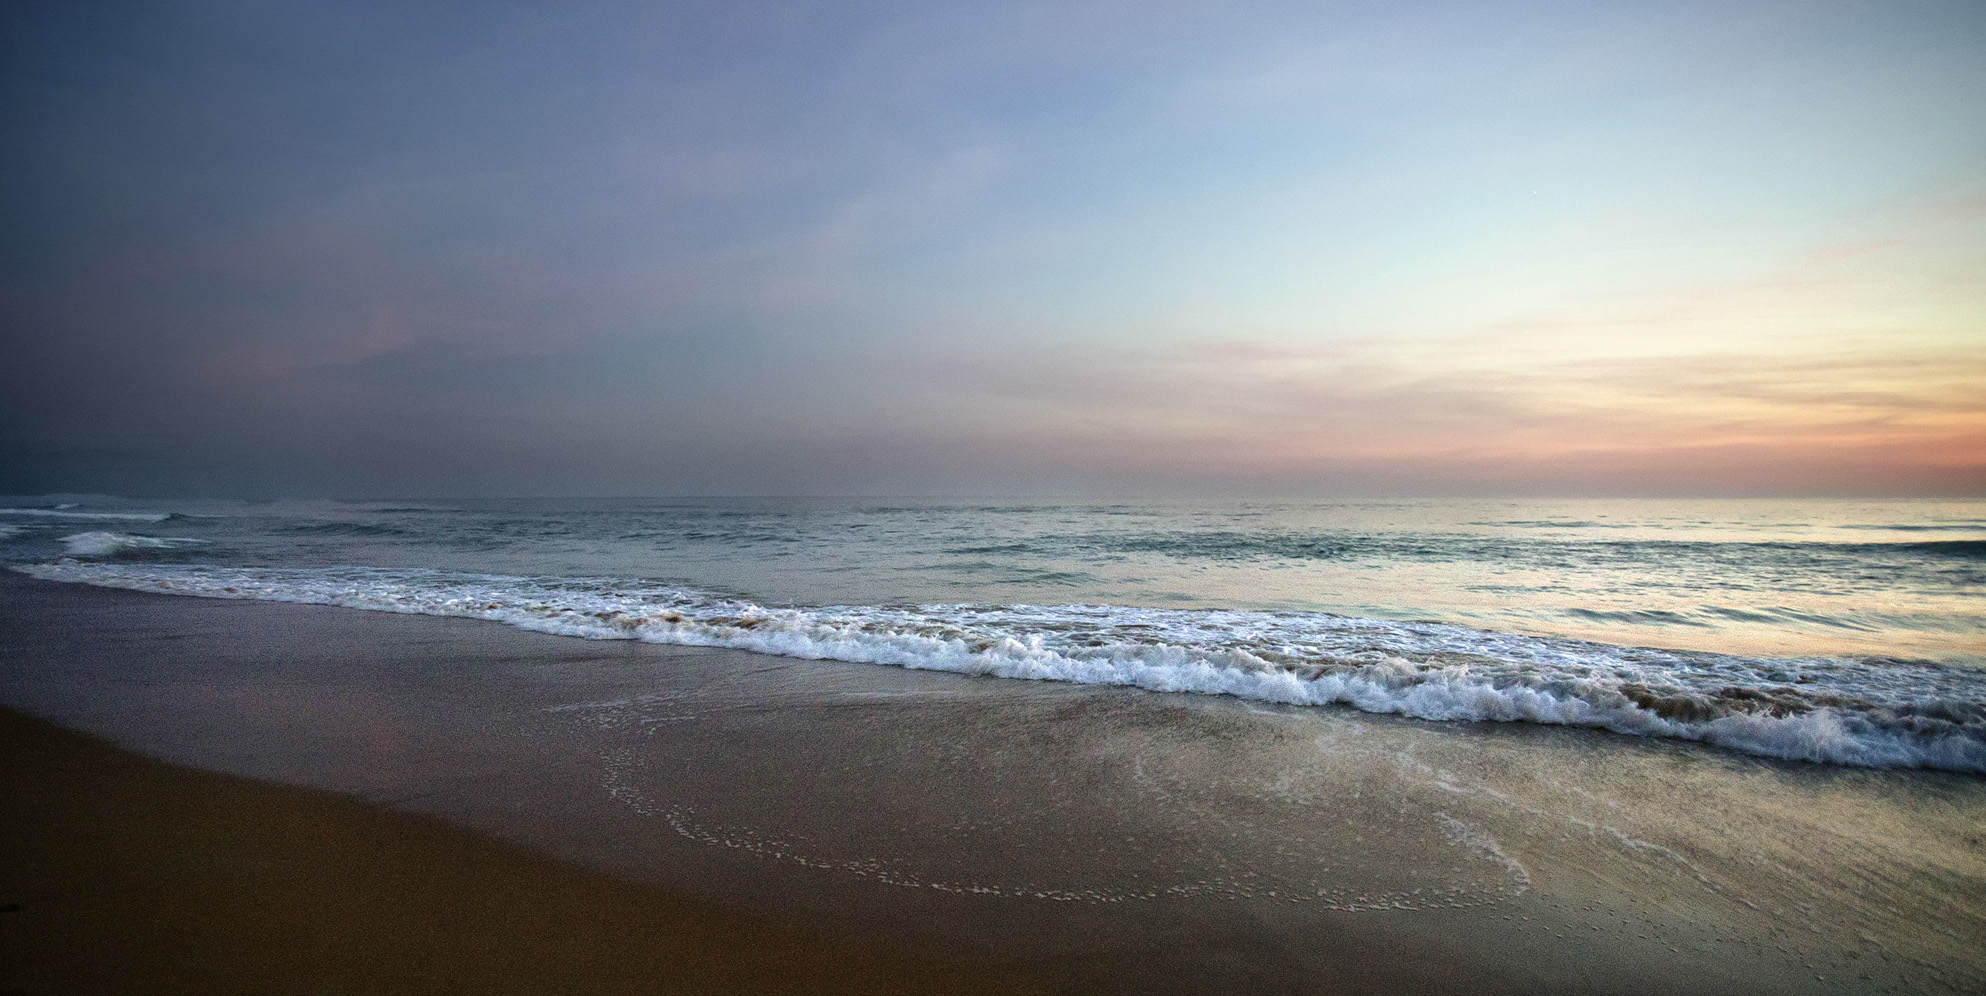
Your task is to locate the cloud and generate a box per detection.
[3,0,1981,497]
[904,327,1986,491]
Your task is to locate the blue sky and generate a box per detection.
[2,0,1982,495]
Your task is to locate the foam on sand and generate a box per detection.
[13,561,1984,773]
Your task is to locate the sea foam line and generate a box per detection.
[12,561,1985,774]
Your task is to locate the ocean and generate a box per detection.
[4,495,1982,773]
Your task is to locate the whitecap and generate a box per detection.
[11,562,1984,773]
[55,532,208,557]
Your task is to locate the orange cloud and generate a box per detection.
[915,334,1986,494]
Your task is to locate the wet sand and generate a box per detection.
[2,572,1982,993]
[0,708,1033,995]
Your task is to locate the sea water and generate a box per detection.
[4,495,1982,772]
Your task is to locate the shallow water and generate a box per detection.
[5,495,1983,771]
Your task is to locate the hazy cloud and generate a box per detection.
[2,0,1982,496]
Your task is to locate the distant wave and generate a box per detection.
[1901,540,1986,560]
[14,562,1984,774]
[1561,608,1715,628]
[1464,520,1640,529]
[957,529,1986,568]
[1557,605,1968,634]
[1840,523,1986,532]
[282,521,422,537]
[0,507,172,523]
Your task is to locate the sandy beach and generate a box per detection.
[3,571,1982,994]
[0,707,1036,995]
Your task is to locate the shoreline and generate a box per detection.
[16,560,1982,775]
[3,572,1983,993]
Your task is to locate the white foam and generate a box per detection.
[55,532,208,557]
[12,562,1984,774]
[0,524,23,541]
[0,507,172,522]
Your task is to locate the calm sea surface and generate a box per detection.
[5,495,1983,771]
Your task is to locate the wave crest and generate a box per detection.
[12,562,1985,773]
[56,532,208,558]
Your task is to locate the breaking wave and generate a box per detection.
[13,561,1984,774]
[56,532,209,557]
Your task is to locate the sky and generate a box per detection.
[2,0,1982,497]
